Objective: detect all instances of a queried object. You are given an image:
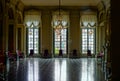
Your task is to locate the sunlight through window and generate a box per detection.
[54,59,67,81]
[80,59,94,81]
[28,59,39,81]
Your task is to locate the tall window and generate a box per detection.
[54,28,67,54]
[82,28,95,54]
[52,11,69,55]
[80,14,97,54]
[24,13,41,54]
[28,27,39,54]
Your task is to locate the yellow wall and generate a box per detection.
[69,11,81,55]
[0,0,111,58]
[41,10,52,55]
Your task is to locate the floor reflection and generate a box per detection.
[28,59,39,81]
[81,59,95,81]
[6,58,105,81]
[54,58,67,81]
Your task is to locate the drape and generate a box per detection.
[80,15,97,27]
[52,11,69,28]
[24,11,41,28]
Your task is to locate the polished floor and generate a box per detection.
[1,58,105,81]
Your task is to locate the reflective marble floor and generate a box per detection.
[1,58,105,81]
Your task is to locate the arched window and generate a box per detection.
[52,11,69,55]
[24,11,41,54]
[80,14,97,54]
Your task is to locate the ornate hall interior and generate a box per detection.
[1,0,119,81]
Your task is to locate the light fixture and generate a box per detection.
[53,0,67,29]
[57,0,62,29]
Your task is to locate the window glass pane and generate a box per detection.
[81,28,95,54]
[54,28,67,54]
[28,28,39,54]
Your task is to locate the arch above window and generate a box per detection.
[52,10,69,28]
[80,14,97,27]
[8,7,14,19]
[24,11,41,28]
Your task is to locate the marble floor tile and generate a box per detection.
[0,58,105,81]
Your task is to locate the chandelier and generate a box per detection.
[57,0,62,29]
[52,0,68,29]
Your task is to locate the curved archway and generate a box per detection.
[8,7,14,19]
[7,7,15,52]
[106,8,110,20]
[99,10,105,22]
[17,11,23,24]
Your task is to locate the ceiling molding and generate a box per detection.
[21,0,101,6]
[24,6,98,11]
